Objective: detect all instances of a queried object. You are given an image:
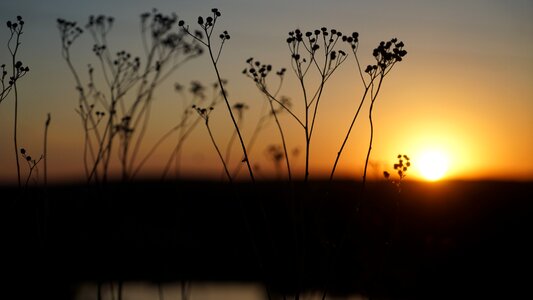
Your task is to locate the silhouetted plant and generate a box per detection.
[245,30,348,296]
[20,147,43,188]
[131,80,225,180]
[330,35,407,187]
[179,8,256,182]
[193,104,232,182]
[222,102,249,178]
[265,144,285,180]
[244,27,408,300]
[164,80,226,179]
[384,154,411,193]
[0,64,11,103]
[288,28,348,182]
[231,95,293,179]
[243,58,292,181]
[246,28,347,182]
[58,10,202,183]
[57,8,412,299]
[1,17,30,104]
[2,16,30,188]
[43,113,51,187]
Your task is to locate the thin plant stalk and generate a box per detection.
[362,75,385,187]
[284,28,347,181]
[158,82,221,180]
[330,36,406,184]
[209,50,253,182]
[58,20,102,182]
[160,117,201,180]
[268,99,292,181]
[132,123,182,179]
[222,113,241,178]
[243,59,295,180]
[58,13,202,183]
[180,9,255,182]
[44,113,51,186]
[193,105,232,182]
[230,100,270,178]
[20,148,43,188]
[23,156,39,188]
[207,118,231,182]
[223,103,249,179]
[329,88,369,181]
[6,17,28,188]
[224,129,237,167]
[322,37,407,300]
[261,91,292,181]
[13,74,20,187]
[268,72,292,182]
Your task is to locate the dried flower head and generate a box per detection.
[384,154,411,192]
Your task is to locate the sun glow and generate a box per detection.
[417,150,450,181]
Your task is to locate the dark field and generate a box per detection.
[2,180,532,299]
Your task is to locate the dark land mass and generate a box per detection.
[1,180,532,299]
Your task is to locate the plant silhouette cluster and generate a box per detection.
[146,80,226,180]
[243,58,292,180]
[242,26,408,185]
[177,8,256,182]
[1,16,30,104]
[54,8,408,185]
[2,8,410,300]
[19,147,42,188]
[384,154,411,192]
[57,10,203,183]
[1,16,32,188]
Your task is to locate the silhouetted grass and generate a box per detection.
[57,11,202,183]
[179,9,256,182]
[3,8,411,300]
[8,8,510,300]
[193,105,232,182]
[43,113,51,187]
[2,16,30,188]
[133,80,225,180]
[243,58,292,181]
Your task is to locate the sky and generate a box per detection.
[1,0,532,183]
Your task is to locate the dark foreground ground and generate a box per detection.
[1,180,532,299]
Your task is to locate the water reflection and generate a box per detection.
[74,282,367,300]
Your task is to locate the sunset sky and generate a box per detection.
[1,0,532,183]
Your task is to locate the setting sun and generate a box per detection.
[417,150,449,181]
